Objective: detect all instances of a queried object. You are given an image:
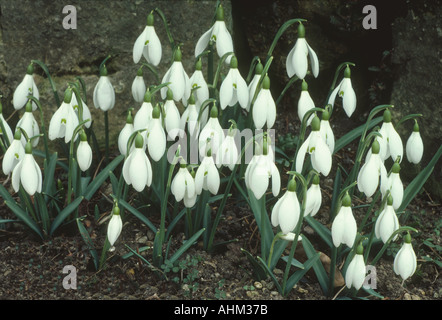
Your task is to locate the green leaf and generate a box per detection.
[4,200,43,239]
[284,251,320,295]
[304,216,333,248]
[50,196,84,235]
[42,152,58,196]
[76,218,99,270]
[118,199,157,233]
[35,193,50,235]
[302,234,329,295]
[257,256,283,294]
[241,248,267,281]
[169,228,205,265]
[82,154,124,200]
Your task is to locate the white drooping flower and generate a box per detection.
[375,195,400,243]
[133,12,162,66]
[189,59,209,126]
[195,4,234,65]
[180,94,200,140]
[381,162,403,210]
[171,162,197,208]
[161,47,191,104]
[122,133,153,192]
[345,244,366,290]
[198,105,224,159]
[216,124,238,171]
[11,141,42,196]
[93,66,115,112]
[331,194,357,248]
[76,131,93,172]
[134,90,155,135]
[195,148,220,196]
[48,89,79,144]
[2,130,25,176]
[13,63,39,111]
[245,137,280,200]
[163,89,182,140]
[297,80,315,125]
[319,109,335,154]
[16,101,40,148]
[107,206,123,248]
[247,62,263,112]
[304,175,322,217]
[357,140,387,198]
[406,121,424,164]
[146,105,166,162]
[131,68,147,103]
[252,74,276,130]
[286,22,319,80]
[271,179,300,235]
[295,116,332,176]
[328,65,356,118]
[393,233,417,281]
[0,104,13,145]
[71,93,92,129]
[219,56,248,110]
[377,109,403,163]
[118,110,134,156]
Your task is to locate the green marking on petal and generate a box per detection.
[145,40,149,45]
[233,83,237,89]
[339,90,344,97]
[15,153,19,159]
[61,118,67,124]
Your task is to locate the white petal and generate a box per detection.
[295,135,311,174]
[11,158,24,192]
[292,39,308,79]
[387,127,403,163]
[77,141,93,172]
[147,119,166,162]
[307,42,319,78]
[13,75,33,110]
[311,136,332,176]
[195,26,214,58]
[130,149,149,192]
[132,76,146,103]
[298,91,315,124]
[215,21,234,64]
[219,71,233,110]
[21,154,39,195]
[235,73,249,109]
[133,26,149,64]
[252,91,267,130]
[277,191,300,234]
[171,170,186,202]
[107,214,123,246]
[406,131,423,164]
[341,78,356,117]
[286,44,297,78]
[143,26,162,66]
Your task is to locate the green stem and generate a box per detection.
[104,111,109,165]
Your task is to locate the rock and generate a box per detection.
[254,281,263,290]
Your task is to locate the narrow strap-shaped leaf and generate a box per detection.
[302,234,329,295]
[304,216,333,248]
[241,248,267,281]
[4,200,43,239]
[50,196,84,235]
[284,251,320,295]
[31,59,61,106]
[118,199,157,233]
[169,228,205,265]
[257,256,283,294]
[43,152,58,196]
[35,193,50,235]
[76,218,99,270]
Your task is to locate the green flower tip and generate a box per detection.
[383,108,392,123]
[188,93,196,105]
[262,75,271,90]
[135,133,144,149]
[301,79,308,91]
[371,139,380,154]
[344,65,351,78]
[297,22,305,38]
[180,162,187,169]
[80,130,87,142]
[312,174,320,185]
[262,135,269,156]
[143,90,152,103]
[166,88,174,101]
[356,242,364,255]
[152,104,161,119]
[254,62,263,75]
[413,121,420,132]
[311,115,321,131]
[25,100,33,112]
[404,232,412,244]
[25,141,32,154]
[322,109,330,121]
[387,194,393,206]
[63,89,73,104]
[210,104,218,118]
[195,58,202,71]
[137,67,143,77]
[26,63,34,75]
[342,193,352,207]
[287,178,297,192]
[392,162,400,174]
[100,64,108,77]
[14,130,22,140]
[174,47,182,62]
[126,110,134,124]
[147,12,154,26]
[112,205,121,216]
[216,4,224,21]
[230,55,238,69]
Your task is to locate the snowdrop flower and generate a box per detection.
[252,74,276,130]
[328,65,356,118]
[357,140,387,198]
[13,63,39,111]
[11,141,42,196]
[195,4,234,65]
[171,162,197,208]
[393,233,417,281]
[134,90,155,134]
[93,65,115,112]
[375,195,400,243]
[198,105,224,158]
[195,147,220,195]
[16,101,40,148]
[245,136,280,200]
[123,133,153,192]
[71,93,91,129]
[180,94,200,140]
[189,58,209,121]
[286,22,319,80]
[161,47,191,104]
[2,130,25,175]
[107,205,123,248]
[297,80,315,125]
[345,243,366,290]
[304,175,322,217]
[319,109,335,154]
[163,89,181,140]
[271,179,300,235]
[296,116,332,176]
[0,102,13,145]
[131,67,146,103]
[406,120,424,164]
[247,62,263,112]
[220,56,248,110]
[118,110,134,156]
[377,108,403,162]
[133,12,162,66]
[48,89,79,144]
[147,105,166,162]
[381,162,403,210]
[331,193,357,248]
[216,122,238,171]
[76,131,92,172]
